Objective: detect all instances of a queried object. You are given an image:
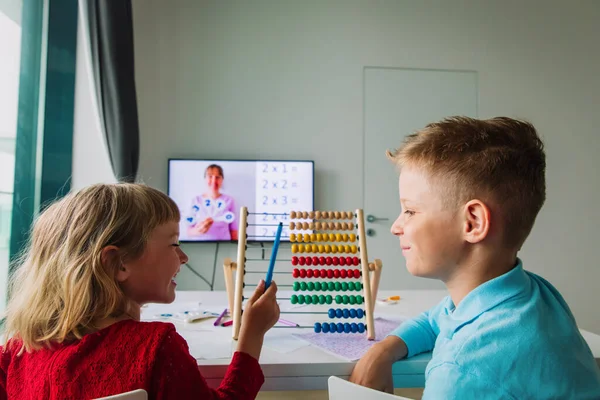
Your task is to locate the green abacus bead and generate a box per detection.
[326,295,333,304]
[307,282,315,291]
[305,295,312,304]
[312,294,319,304]
[356,282,363,291]
[346,282,354,291]
[335,295,342,304]
[349,295,356,304]
[298,295,305,304]
[293,282,300,291]
[356,296,364,304]
[319,295,326,304]
[328,282,335,291]
[334,282,341,291]
[342,295,349,304]
[300,282,307,291]
[341,282,348,291]
[291,295,298,304]
[314,282,322,291]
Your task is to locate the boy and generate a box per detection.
[350,117,600,398]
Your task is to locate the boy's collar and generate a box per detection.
[443,258,529,323]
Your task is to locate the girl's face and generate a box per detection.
[118,221,188,305]
[205,167,223,192]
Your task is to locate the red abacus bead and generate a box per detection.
[353,269,361,278]
[319,256,326,265]
[346,257,353,265]
[299,269,307,278]
[320,269,327,278]
[333,269,340,278]
[353,257,360,266]
[327,269,334,278]
[292,268,300,278]
[306,269,314,278]
[339,257,346,266]
[291,256,298,266]
[305,257,312,266]
[312,268,320,277]
[299,257,306,266]
[332,257,339,266]
[340,269,348,278]
[312,256,319,265]
[326,257,333,266]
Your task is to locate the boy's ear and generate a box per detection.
[462,199,491,244]
[101,245,129,282]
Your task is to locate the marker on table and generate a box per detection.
[221,320,233,327]
[213,308,228,326]
[278,318,300,327]
[265,222,283,290]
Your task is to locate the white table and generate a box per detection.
[141,290,600,391]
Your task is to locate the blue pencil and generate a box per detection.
[265,222,283,289]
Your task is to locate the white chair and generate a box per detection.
[328,376,413,399]
[94,389,148,400]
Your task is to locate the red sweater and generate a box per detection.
[0,320,264,399]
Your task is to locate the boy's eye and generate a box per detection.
[172,242,180,247]
[404,210,415,216]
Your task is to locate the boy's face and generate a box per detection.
[391,166,464,281]
[119,221,189,305]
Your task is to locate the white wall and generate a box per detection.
[127,0,600,332]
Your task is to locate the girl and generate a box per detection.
[0,183,279,399]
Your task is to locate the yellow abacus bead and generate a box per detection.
[351,245,358,253]
[335,233,342,242]
[316,233,322,242]
[291,244,298,253]
[330,245,337,254]
[342,233,349,242]
[350,233,357,242]
[324,244,331,253]
[318,244,324,253]
[289,233,296,242]
[298,244,305,253]
[303,233,310,243]
[289,222,295,230]
[310,233,316,242]
[328,233,335,242]
[311,244,318,252]
[344,245,351,253]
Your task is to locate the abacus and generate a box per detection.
[223,207,383,340]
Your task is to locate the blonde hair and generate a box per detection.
[387,116,546,249]
[3,183,180,353]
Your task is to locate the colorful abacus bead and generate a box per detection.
[314,322,322,333]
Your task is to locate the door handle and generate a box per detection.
[366,215,389,223]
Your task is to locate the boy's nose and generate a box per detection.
[178,248,189,264]
[390,215,404,236]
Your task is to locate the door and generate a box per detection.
[363,67,478,290]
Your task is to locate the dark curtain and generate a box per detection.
[81,0,139,182]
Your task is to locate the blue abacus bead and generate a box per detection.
[330,322,337,333]
[328,308,336,318]
[322,322,330,333]
[351,322,358,333]
[326,295,333,304]
[344,323,351,333]
[335,308,343,318]
[349,308,357,318]
[337,322,344,333]
[358,323,365,333]
[357,308,364,318]
[342,309,350,319]
[314,322,322,333]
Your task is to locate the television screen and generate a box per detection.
[168,159,314,242]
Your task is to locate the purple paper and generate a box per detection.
[292,318,404,361]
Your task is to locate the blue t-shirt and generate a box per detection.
[390,260,600,399]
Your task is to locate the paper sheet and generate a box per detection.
[263,332,311,354]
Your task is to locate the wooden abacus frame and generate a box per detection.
[223,207,383,340]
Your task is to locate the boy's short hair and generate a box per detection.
[387,116,546,250]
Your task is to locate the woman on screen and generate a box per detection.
[186,164,238,240]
